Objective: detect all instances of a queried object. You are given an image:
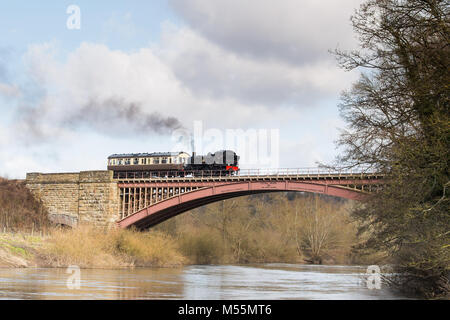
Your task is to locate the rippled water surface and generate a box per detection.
[0,264,408,300]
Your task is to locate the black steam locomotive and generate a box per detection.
[107,150,239,179]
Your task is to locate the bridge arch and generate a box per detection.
[117,180,366,229]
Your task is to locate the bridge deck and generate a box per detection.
[114,171,384,183]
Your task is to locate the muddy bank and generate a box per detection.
[0,247,30,268]
[0,233,45,268]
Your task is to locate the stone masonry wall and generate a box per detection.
[26,171,120,228]
[78,171,120,227]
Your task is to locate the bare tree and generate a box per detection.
[333,0,449,298]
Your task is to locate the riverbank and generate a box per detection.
[0,232,42,268]
[0,185,381,269]
[0,228,305,269]
[0,228,186,269]
[0,227,382,269]
[0,194,386,269]
[0,226,350,269]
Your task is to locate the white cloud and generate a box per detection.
[20,35,350,143]
[169,0,362,64]
[0,125,45,178]
[158,25,356,107]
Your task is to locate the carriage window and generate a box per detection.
[141,158,146,165]
[118,159,123,165]
[125,159,131,165]
[133,158,139,165]
[153,158,160,164]
[161,157,167,164]
[169,158,172,164]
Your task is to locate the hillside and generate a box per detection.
[0,177,50,233]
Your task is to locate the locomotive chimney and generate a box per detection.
[190,133,196,157]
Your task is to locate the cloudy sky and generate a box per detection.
[0,0,363,178]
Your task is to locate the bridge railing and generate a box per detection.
[113,167,379,180]
[233,168,374,176]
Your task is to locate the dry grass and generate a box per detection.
[113,228,186,267]
[40,226,185,268]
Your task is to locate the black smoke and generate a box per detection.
[18,96,183,143]
[70,97,183,134]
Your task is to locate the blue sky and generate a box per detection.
[1,1,178,51]
[0,0,363,178]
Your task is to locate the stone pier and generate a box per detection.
[26,171,120,228]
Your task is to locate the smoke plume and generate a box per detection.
[18,97,183,143]
[72,97,183,134]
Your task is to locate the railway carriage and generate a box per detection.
[108,150,239,179]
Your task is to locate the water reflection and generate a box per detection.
[0,268,185,300]
[0,264,408,300]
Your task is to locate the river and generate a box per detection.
[0,264,408,300]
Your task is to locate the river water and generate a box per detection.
[0,264,408,300]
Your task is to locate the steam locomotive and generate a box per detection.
[107,150,239,178]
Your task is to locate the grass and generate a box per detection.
[0,233,43,257]
[3,243,28,257]
[40,226,186,268]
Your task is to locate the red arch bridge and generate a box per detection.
[116,168,383,229]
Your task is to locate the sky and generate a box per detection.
[0,0,364,178]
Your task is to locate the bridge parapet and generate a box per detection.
[113,168,383,183]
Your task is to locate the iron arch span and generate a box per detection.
[117,180,368,230]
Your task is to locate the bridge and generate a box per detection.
[25,168,383,230]
[114,168,383,229]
